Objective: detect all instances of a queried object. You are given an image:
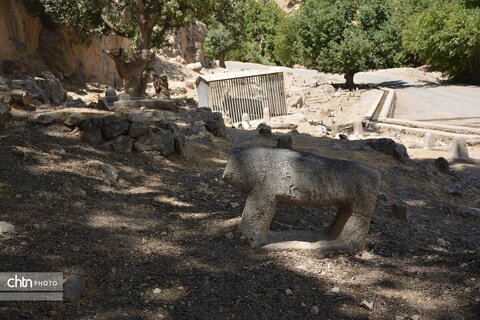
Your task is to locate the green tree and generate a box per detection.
[39,0,217,96]
[403,1,480,83]
[281,0,403,88]
[204,24,237,68]
[226,0,285,64]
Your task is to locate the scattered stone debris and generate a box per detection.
[443,184,463,196]
[64,181,87,198]
[360,300,374,311]
[64,275,85,302]
[437,238,447,247]
[225,232,234,240]
[450,137,469,160]
[86,160,118,184]
[423,132,434,150]
[434,157,450,174]
[0,221,15,234]
[285,289,293,295]
[310,305,319,315]
[365,138,409,163]
[456,205,480,222]
[257,122,272,135]
[331,287,340,293]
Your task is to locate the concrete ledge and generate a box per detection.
[364,90,384,121]
[378,88,396,120]
[366,121,480,145]
[378,118,480,136]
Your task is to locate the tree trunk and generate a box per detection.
[104,1,159,97]
[344,73,355,90]
[106,49,154,97]
[219,52,226,68]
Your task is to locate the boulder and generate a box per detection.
[63,113,84,127]
[133,128,174,156]
[35,113,58,126]
[173,134,193,160]
[205,112,227,137]
[257,122,272,135]
[105,87,118,104]
[111,135,133,153]
[35,71,67,105]
[456,206,480,222]
[101,121,129,139]
[128,122,149,138]
[434,157,450,174]
[80,119,103,144]
[86,160,118,184]
[64,99,86,108]
[365,138,409,163]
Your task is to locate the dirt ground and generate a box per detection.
[0,102,479,319]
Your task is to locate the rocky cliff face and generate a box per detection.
[161,21,208,66]
[0,0,129,86]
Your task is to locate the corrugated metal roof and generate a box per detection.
[195,69,284,85]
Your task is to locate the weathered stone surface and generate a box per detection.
[205,112,227,137]
[35,112,58,126]
[64,275,85,302]
[101,121,129,139]
[423,133,434,150]
[63,113,84,127]
[133,128,174,155]
[86,160,118,184]
[173,134,193,160]
[80,119,103,144]
[111,135,133,153]
[277,135,293,149]
[456,206,480,222]
[222,148,381,254]
[444,183,462,195]
[257,122,272,135]
[353,121,364,137]
[113,99,178,112]
[0,221,15,234]
[64,99,86,108]
[450,137,469,159]
[128,121,149,138]
[36,72,67,105]
[434,157,450,174]
[365,138,409,163]
[105,87,118,104]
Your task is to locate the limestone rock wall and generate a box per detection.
[0,0,129,86]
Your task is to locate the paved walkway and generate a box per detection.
[356,70,480,128]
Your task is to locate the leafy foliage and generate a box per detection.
[278,0,403,84]
[204,24,237,66]
[403,0,480,83]
[213,0,285,65]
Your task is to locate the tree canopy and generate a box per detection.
[275,0,403,87]
[402,0,480,83]
[39,0,219,95]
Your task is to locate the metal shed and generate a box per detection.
[195,70,287,123]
